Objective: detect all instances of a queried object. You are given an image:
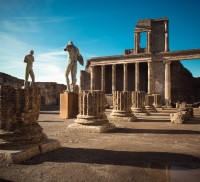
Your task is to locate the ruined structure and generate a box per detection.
[109,91,136,122]
[68,90,115,132]
[0,72,66,106]
[80,18,200,106]
[0,86,46,146]
[0,85,61,164]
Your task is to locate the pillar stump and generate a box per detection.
[60,92,78,118]
[153,94,162,108]
[67,90,115,133]
[131,91,149,115]
[0,86,60,164]
[109,91,136,122]
[145,95,157,112]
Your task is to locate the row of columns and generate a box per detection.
[91,62,153,94]
[90,61,172,107]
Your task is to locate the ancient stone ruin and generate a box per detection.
[68,90,115,133]
[0,85,60,164]
[0,72,66,106]
[80,18,200,107]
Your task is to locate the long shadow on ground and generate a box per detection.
[21,147,200,170]
[108,128,200,134]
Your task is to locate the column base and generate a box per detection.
[131,108,150,116]
[0,123,47,148]
[74,114,109,125]
[67,123,115,133]
[145,106,157,112]
[109,110,137,122]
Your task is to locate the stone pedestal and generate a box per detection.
[109,91,136,122]
[68,90,115,133]
[60,92,78,118]
[145,95,157,112]
[0,86,60,164]
[131,91,149,115]
[153,94,162,108]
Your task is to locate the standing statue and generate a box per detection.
[23,50,35,88]
[64,41,84,92]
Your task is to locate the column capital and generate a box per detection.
[163,60,171,65]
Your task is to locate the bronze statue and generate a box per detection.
[64,41,84,92]
[23,50,35,88]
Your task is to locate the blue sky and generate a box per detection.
[0,0,199,84]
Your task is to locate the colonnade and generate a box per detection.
[90,60,172,107]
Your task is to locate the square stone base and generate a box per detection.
[67,123,115,133]
[0,139,61,164]
[60,92,78,118]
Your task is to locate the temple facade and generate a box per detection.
[80,18,200,106]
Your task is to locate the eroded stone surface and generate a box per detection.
[109,91,136,122]
[68,90,115,132]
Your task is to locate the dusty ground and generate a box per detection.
[0,108,200,182]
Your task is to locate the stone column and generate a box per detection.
[153,94,162,108]
[131,91,149,115]
[147,31,151,53]
[164,20,169,52]
[147,61,152,94]
[109,91,136,122]
[68,90,115,133]
[164,61,171,107]
[134,32,140,54]
[135,62,140,91]
[112,64,116,92]
[123,64,128,91]
[90,66,95,90]
[145,94,157,112]
[101,65,105,91]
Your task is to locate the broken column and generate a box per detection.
[109,91,136,122]
[153,94,162,108]
[131,91,149,115]
[68,90,115,133]
[145,94,157,112]
[0,86,60,164]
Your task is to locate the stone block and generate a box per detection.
[0,139,61,164]
[67,123,115,133]
[170,112,187,124]
[60,92,78,118]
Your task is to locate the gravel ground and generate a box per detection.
[0,108,200,182]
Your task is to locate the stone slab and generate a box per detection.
[0,139,61,164]
[60,92,78,119]
[134,112,150,116]
[108,115,137,122]
[67,123,115,133]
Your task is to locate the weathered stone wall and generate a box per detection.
[80,70,90,91]
[194,77,200,102]
[171,61,196,103]
[153,61,165,103]
[0,72,66,105]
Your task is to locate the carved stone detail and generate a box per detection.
[109,91,136,122]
